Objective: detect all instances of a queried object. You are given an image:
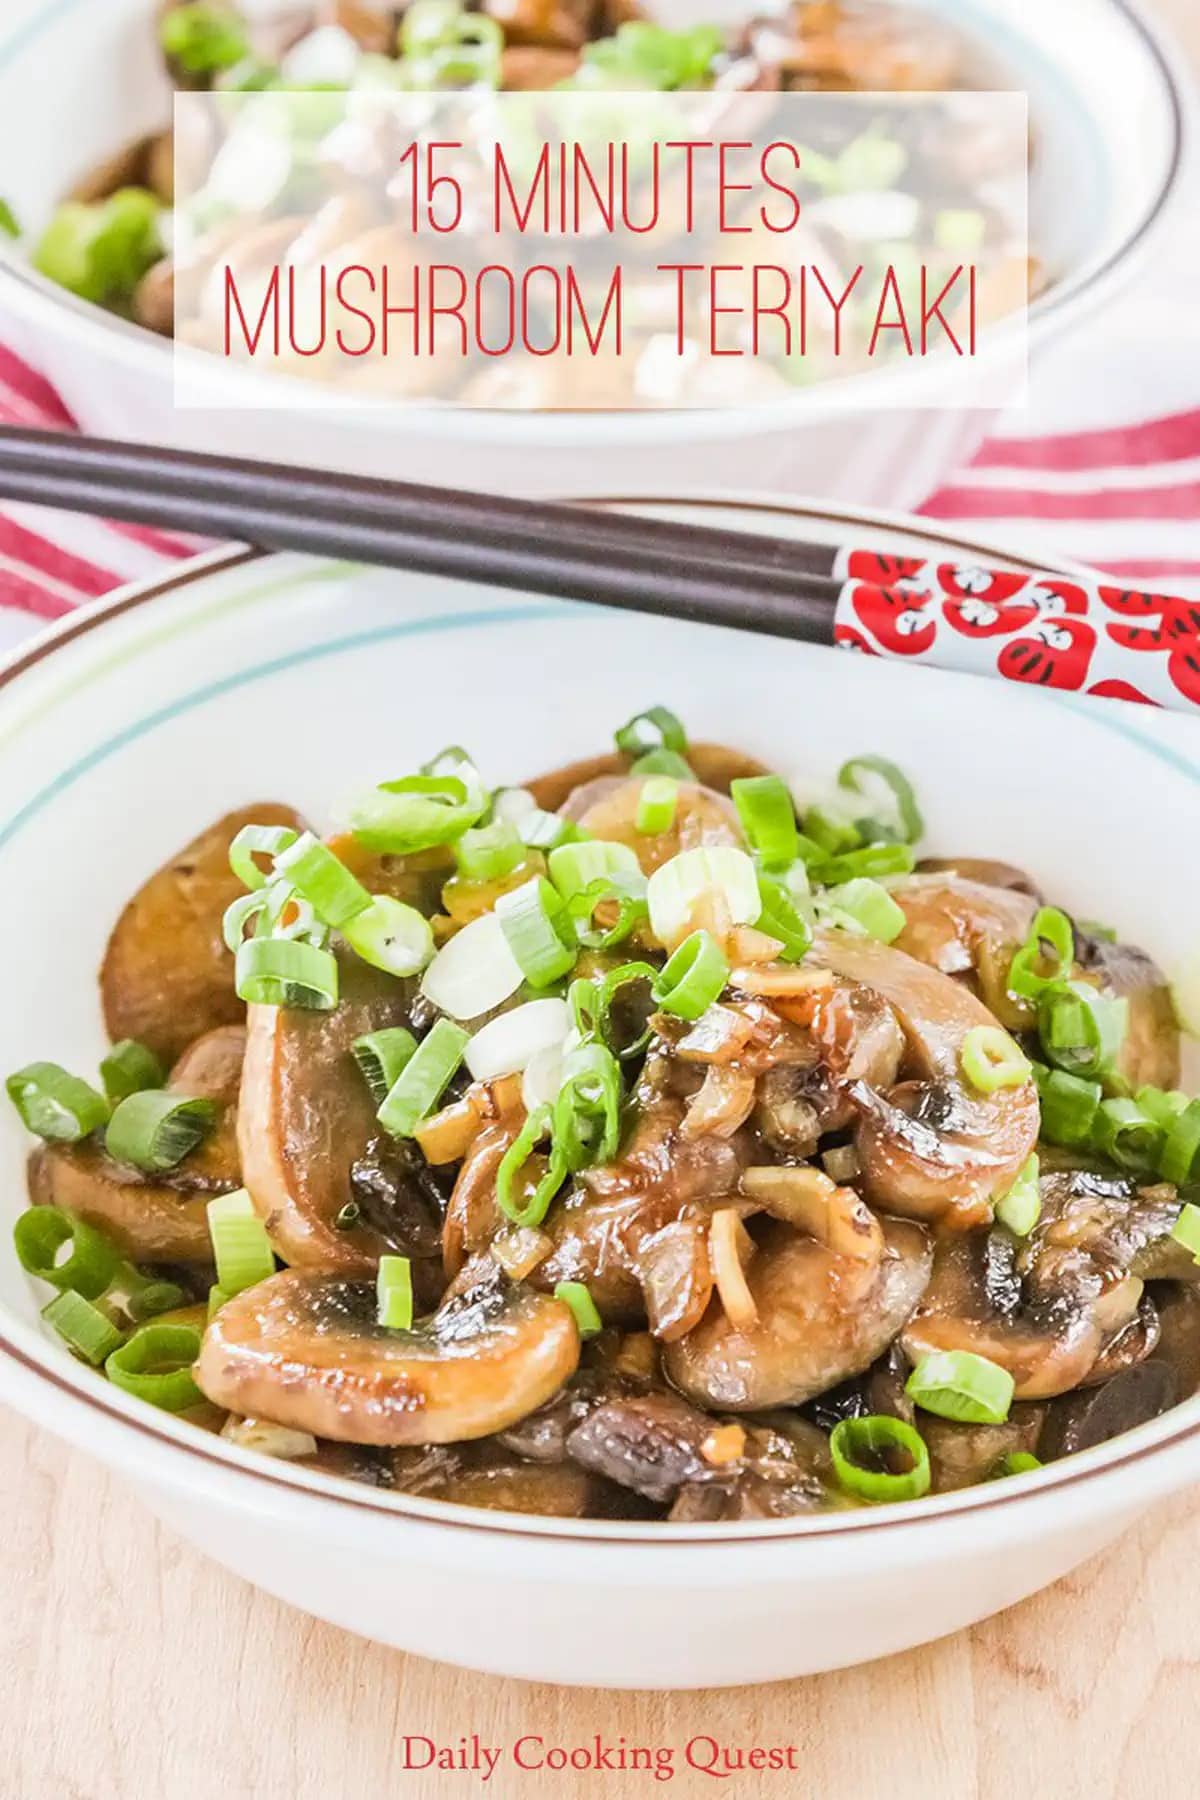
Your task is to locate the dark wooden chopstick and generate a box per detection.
[0,428,843,641]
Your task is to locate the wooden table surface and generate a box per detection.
[4,4,1198,1794]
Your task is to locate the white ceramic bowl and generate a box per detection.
[1,495,1200,1688]
[0,0,1189,506]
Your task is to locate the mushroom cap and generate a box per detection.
[664,1215,932,1411]
[197,1266,580,1445]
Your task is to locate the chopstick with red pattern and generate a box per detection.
[0,426,1196,713]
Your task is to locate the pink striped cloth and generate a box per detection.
[2,228,1198,635]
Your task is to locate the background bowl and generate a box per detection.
[0,494,1199,1688]
[0,0,1188,506]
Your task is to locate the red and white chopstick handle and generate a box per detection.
[830,549,1200,714]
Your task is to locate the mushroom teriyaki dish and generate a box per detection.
[10,710,1200,1521]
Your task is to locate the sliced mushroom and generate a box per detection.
[916,857,1041,897]
[664,1216,931,1411]
[28,1024,245,1264]
[922,1405,1045,1493]
[890,876,1036,1030]
[238,949,418,1274]
[196,1265,579,1444]
[524,741,769,813]
[1074,931,1180,1091]
[391,1445,605,1517]
[902,1221,1147,1401]
[101,803,305,1064]
[815,931,1040,1227]
[1038,1361,1178,1461]
[563,775,744,874]
[537,1094,744,1328]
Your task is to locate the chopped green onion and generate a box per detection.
[829,1415,931,1504]
[995,1153,1040,1236]
[567,880,649,951]
[574,961,660,1059]
[352,1027,417,1105]
[961,1026,1031,1094]
[235,936,339,1009]
[651,930,728,1021]
[516,808,579,851]
[1008,906,1074,1001]
[42,1290,124,1366]
[822,877,906,944]
[465,999,569,1083]
[224,881,326,952]
[496,1106,567,1228]
[420,910,523,1020]
[33,188,162,306]
[1037,1067,1102,1147]
[906,1350,1015,1425]
[754,871,813,962]
[548,839,644,904]
[377,1255,414,1330]
[1038,980,1126,1079]
[13,1206,121,1300]
[105,1323,203,1412]
[343,896,434,978]
[105,1091,215,1173]
[159,2,250,74]
[815,842,916,885]
[125,1278,188,1323]
[273,832,371,929]
[991,1451,1042,1479]
[576,21,722,90]
[495,877,577,987]
[6,1062,109,1143]
[0,199,20,240]
[1171,1201,1200,1261]
[349,772,486,853]
[1162,1100,1200,1187]
[614,704,687,758]
[206,1189,275,1297]
[208,1284,232,1319]
[647,846,759,947]
[730,775,797,869]
[630,748,695,781]
[554,1280,602,1339]
[636,777,679,836]
[454,820,524,882]
[838,755,923,842]
[99,1040,166,1104]
[1171,1199,1200,1259]
[1135,1086,1189,1133]
[552,1040,622,1172]
[228,821,299,892]
[377,1018,468,1137]
[803,805,861,857]
[1093,1097,1165,1174]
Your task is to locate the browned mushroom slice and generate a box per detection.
[921,1406,1045,1493]
[902,1224,1145,1401]
[500,44,581,85]
[536,1094,744,1328]
[27,1023,245,1264]
[561,775,744,875]
[664,1215,931,1412]
[1074,932,1180,1091]
[1038,1361,1179,1461]
[916,857,1041,898]
[815,931,1040,1228]
[525,741,769,813]
[746,0,960,93]
[196,1266,579,1445]
[238,949,420,1274]
[890,876,1037,1030]
[101,802,305,1065]
[480,0,597,51]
